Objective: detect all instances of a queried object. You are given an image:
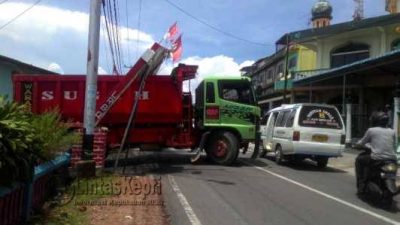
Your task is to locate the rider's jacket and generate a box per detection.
[357,127,397,161]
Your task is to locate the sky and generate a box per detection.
[0,0,387,87]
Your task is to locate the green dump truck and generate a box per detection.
[194,77,261,165]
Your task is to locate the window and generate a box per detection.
[275,112,284,127]
[219,80,255,105]
[299,106,343,129]
[331,43,370,68]
[276,63,284,79]
[275,111,290,127]
[268,69,274,81]
[288,56,297,70]
[285,110,297,127]
[195,82,204,107]
[392,39,400,51]
[206,82,215,103]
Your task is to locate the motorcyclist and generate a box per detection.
[355,111,397,195]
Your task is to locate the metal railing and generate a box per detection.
[0,153,70,225]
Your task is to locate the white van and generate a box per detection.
[260,104,345,168]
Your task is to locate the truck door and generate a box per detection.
[217,79,257,140]
[204,82,220,124]
[273,110,291,153]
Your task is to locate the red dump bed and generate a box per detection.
[12,68,196,148]
[13,74,183,124]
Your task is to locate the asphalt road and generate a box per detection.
[159,153,400,225]
[118,150,400,225]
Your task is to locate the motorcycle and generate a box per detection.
[354,145,398,206]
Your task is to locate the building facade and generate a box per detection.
[244,0,400,138]
[0,55,55,100]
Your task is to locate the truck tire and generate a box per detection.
[207,131,239,166]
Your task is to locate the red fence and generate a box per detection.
[0,185,25,225]
[0,153,70,225]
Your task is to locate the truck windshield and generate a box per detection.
[218,80,255,105]
[299,105,343,129]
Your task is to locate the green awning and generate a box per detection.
[274,79,293,90]
[293,49,400,87]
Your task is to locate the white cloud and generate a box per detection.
[98,66,108,75]
[157,55,253,92]
[47,62,64,74]
[183,55,245,77]
[155,55,254,94]
[239,60,255,69]
[0,2,254,91]
[181,55,254,92]
[0,3,88,43]
[0,2,155,74]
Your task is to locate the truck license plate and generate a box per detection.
[312,134,328,142]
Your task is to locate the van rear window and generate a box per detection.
[299,106,343,129]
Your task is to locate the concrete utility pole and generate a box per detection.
[283,34,290,104]
[80,0,102,177]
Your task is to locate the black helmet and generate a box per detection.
[370,111,389,127]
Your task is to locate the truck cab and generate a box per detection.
[195,77,260,165]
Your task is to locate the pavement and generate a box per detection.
[328,148,357,175]
[111,147,400,225]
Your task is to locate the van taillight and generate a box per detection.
[293,131,300,141]
[340,135,346,145]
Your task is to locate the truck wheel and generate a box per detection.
[316,157,328,168]
[207,131,239,166]
[275,145,284,165]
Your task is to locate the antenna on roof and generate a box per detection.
[353,0,364,21]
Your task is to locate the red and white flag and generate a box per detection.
[171,34,182,63]
[165,22,179,41]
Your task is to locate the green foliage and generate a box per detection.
[0,95,79,186]
[31,111,79,159]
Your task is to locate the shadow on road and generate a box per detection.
[258,155,347,174]
[287,161,347,174]
[205,179,236,185]
[357,195,400,213]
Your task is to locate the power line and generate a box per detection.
[101,13,112,74]
[125,0,131,62]
[103,0,124,75]
[164,0,273,47]
[102,1,118,74]
[136,0,142,59]
[112,0,123,73]
[0,0,41,31]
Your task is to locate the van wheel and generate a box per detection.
[207,131,239,166]
[316,157,328,168]
[275,146,284,165]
